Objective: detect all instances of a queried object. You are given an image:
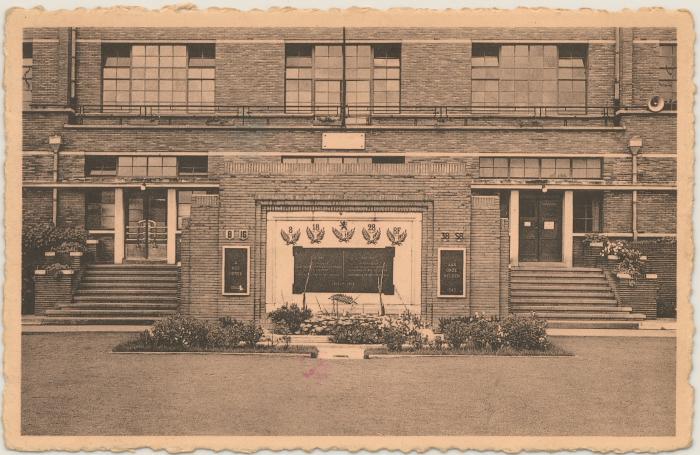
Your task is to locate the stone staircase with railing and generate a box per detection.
[40,264,179,325]
[510,266,646,329]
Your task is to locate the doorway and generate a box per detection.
[519,192,563,262]
[124,189,168,261]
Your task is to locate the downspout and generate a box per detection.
[69,28,77,108]
[629,136,642,241]
[52,149,58,224]
[614,28,621,104]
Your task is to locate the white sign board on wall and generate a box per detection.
[266,211,422,315]
[321,132,366,150]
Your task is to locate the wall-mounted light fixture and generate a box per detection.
[628,136,643,155]
[48,134,62,153]
[140,183,147,191]
[541,184,548,193]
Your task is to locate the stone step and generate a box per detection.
[510,276,608,284]
[78,284,178,291]
[511,270,605,278]
[547,320,642,329]
[58,302,178,310]
[527,312,646,320]
[510,283,612,291]
[511,297,618,305]
[510,290,614,298]
[512,266,603,272]
[38,316,161,326]
[73,294,177,303]
[45,309,177,317]
[76,288,178,296]
[84,269,178,276]
[89,264,179,270]
[512,305,633,313]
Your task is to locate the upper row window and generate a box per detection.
[658,44,677,106]
[479,157,602,179]
[102,43,215,110]
[471,44,587,111]
[22,43,32,109]
[285,44,400,114]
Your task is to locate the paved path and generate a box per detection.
[21,332,675,436]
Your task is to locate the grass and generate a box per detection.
[112,339,319,357]
[22,333,676,436]
[364,343,573,357]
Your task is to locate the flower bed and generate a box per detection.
[299,312,425,345]
[364,344,572,357]
[113,314,317,356]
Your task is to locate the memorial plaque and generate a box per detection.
[293,247,394,294]
[223,247,249,295]
[439,248,465,297]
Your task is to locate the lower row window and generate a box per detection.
[281,156,405,164]
[574,191,602,233]
[479,157,602,179]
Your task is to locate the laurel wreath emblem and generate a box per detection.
[387,227,408,246]
[306,226,325,244]
[280,227,301,246]
[332,224,355,243]
[362,227,382,245]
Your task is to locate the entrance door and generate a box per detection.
[125,189,168,261]
[519,192,563,262]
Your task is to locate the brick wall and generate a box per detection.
[469,195,501,317]
[215,43,285,106]
[180,161,474,324]
[34,272,73,314]
[587,43,615,107]
[57,189,85,227]
[22,188,53,225]
[499,217,510,318]
[603,191,633,232]
[75,41,102,106]
[401,42,471,106]
[637,191,676,233]
[23,154,54,181]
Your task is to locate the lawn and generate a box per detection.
[21,333,675,436]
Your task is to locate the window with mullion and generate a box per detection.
[372,44,401,113]
[558,44,587,113]
[471,44,500,111]
[345,45,371,116]
[314,45,343,115]
[22,42,32,109]
[86,190,116,230]
[188,44,216,111]
[117,156,177,177]
[285,44,313,113]
[102,44,131,110]
[658,44,677,105]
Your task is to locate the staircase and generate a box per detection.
[510,266,646,329]
[41,264,179,325]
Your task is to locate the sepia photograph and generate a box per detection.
[3,5,694,453]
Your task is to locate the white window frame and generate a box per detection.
[221,245,250,296]
[437,247,467,298]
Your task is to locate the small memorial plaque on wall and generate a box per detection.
[222,246,250,295]
[438,248,466,297]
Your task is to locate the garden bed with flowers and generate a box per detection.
[113,314,318,357]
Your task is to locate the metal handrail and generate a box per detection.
[73,103,616,119]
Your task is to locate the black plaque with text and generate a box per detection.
[223,247,249,294]
[439,249,465,296]
[292,247,395,294]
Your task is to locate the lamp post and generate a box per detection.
[629,136,643,240]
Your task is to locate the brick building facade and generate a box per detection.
[22,27,677,325]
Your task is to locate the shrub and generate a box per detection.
[206,321,246,348]
[329,317,384,344]
[382,326,408,351]
[443,320,470,349]
[149,314,210,349]
[500,315,550,351]
[241,321,264,347]
[268,304,312,334]
[466,317,503,350]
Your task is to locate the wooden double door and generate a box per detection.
[519,192,563,262]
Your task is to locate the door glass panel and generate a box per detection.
[125,190,168,260]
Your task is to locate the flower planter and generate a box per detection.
[616,272,632,279]
[607,254,619,260]
[589,241,604,247]
[33,269,75,314]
